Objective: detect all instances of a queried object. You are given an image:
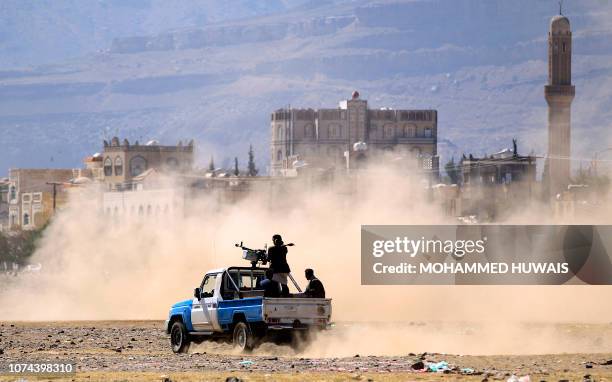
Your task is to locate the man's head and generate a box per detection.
[265,268,274,280]
[272,234,283,246]
[305,268,315,280]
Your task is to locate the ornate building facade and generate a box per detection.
[270,92,438,176]
[101,137,194,190]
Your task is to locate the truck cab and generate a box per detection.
[165,266,332,353]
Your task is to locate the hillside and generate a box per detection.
[0,0,611,175]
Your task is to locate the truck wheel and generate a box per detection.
[170,321,191,353]
[232,322,255,352]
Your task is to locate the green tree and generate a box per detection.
[445,157,460,185]
[247,145,258,177]
[233,157,240,176]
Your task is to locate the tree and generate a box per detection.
[208,156,215,172]
[234,157,240,176]
[445,157,460,185]
[247,144,258,177]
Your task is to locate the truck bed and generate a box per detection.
[263,297,332,329]
[216,296,331,330]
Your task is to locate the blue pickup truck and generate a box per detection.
[165,266,332,353]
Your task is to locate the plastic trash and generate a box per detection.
[427,361,450,372]
[239,360,254,366]
[461,367,475,374]
[507,376,520,382]
[519,376,531,382]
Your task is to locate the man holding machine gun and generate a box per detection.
[267,234,292,297]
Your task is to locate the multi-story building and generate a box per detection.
[101,137,194,190]
[270,92,438,176]
[6,169,75,230]
[0,178,9,231]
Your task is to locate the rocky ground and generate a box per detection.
[0,321,611,381]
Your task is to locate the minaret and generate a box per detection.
[545,9,575,198]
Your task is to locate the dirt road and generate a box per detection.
[0,321,611,381]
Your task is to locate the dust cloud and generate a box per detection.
[0,165,611,356]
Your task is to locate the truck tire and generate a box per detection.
[170,321,191,353]
[232,321,255,352]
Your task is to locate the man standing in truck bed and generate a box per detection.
[267,234,290,296]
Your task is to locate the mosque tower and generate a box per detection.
[544,7,575,198]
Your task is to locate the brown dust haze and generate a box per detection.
[1,166,611,355]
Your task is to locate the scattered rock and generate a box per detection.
[585,363,593,369]
[225,377,243,382]
[601,359,612,365]
[410,361,425,370]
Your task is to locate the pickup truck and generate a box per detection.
[165,266,332,353]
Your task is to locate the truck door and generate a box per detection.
[191,273,218,332]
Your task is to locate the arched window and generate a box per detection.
[277,126,282,140]
[114,157,123,176]
[130,156,147,177]
[276,150,283,161]
[147,205,152,216]
[23,213,30,226]
[384,125,394,139]
[424,127,432,138]
[138,205,144,216]
[114,206,119,215]
[104,157,113,177]
[304,124,314,138]
[9,185,16,201]
[329,125,342,138]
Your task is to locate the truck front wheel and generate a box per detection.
[232,321,255,352]
[170,321,191,353]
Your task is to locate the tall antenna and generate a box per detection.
[559,0,563,15]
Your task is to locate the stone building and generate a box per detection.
[270,92,438,176]
[545,12,575,198]
[6,168,75,230]
[459,143,537,221]
[461,147,536,187]
[0,178,9,231]
[101,137,194,190]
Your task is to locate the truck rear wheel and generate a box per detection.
[232,321,255,352]
[170,321,191,353]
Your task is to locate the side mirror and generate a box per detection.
[194,288,201,299]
